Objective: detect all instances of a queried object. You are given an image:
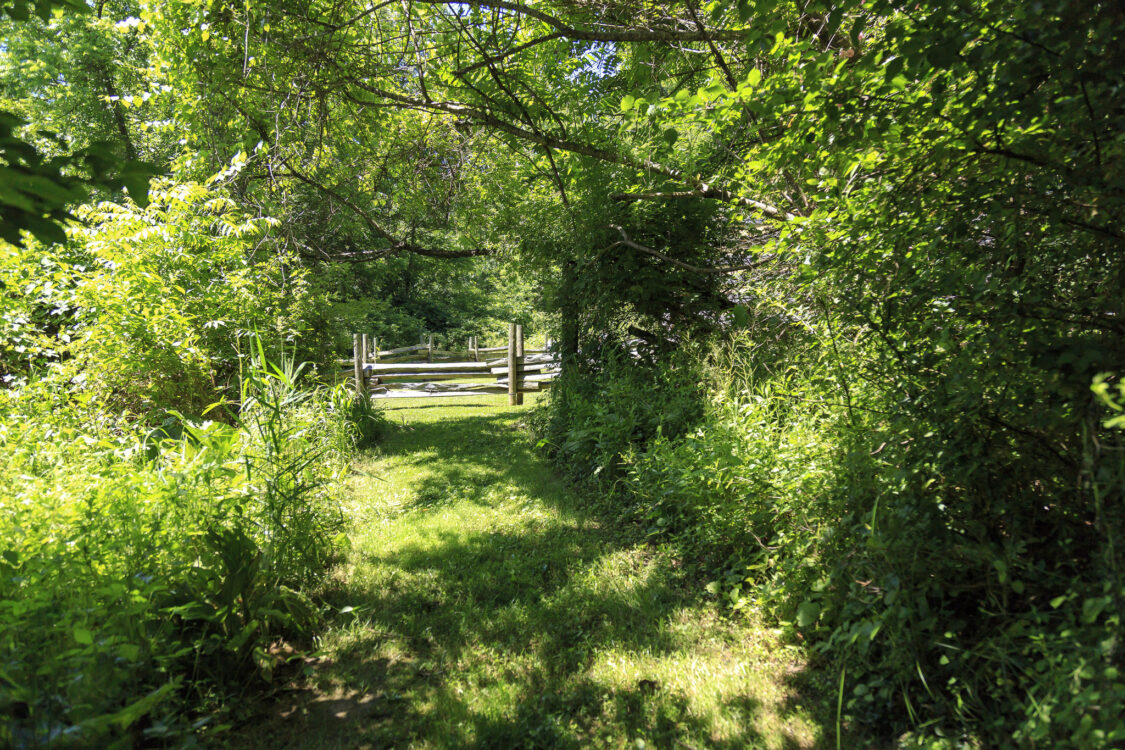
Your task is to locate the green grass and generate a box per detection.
[234,394,831,748]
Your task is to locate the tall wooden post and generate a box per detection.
[427,333,434,363]
[352,333,363,397]
[516,325,525,404]
[360,333,370,393]
[508,323,520,406]
[372,337,379,364]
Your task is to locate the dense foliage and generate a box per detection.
[532,1,1125,744]
[0,352,371,745]
[0,166,383,743]
[3,0,1122,745]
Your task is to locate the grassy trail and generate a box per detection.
[240,395,830,749]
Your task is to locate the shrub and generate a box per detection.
[546,326,1125,746]
[0,173,324,417]
[0,353,359,747]
[535,338,706,494]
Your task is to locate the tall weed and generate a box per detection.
[0,354,365,747]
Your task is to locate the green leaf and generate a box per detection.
[119,161,159,208]
[796,601,820,627]
[1082,597,1108,624]
[883,56,905,84]
[620,95,635,113]
[850,14,865,43]
[5,2,30,21]
[25,215,69,246]
[736,0,751,23]
[73,626,94,645]
[992,558,1008,584]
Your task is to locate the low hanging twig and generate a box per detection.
[606,225,773,274]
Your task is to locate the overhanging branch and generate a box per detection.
[279,161,494,259]
[608,225,773,274]
[412,0,751,43]
[339,78,795,222]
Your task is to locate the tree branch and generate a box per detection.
[611,189,795,219]
[279,161,494,258]
[685,0,737,88]
[608,225,773,274]
[453,31,566,75]
[412,0,751,43]
[338,77,795,221]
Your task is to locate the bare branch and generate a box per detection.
[611,189,796,219]
[454,31,566,75]
[685,1,738,88]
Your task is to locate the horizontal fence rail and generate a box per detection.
[347,327,558,402]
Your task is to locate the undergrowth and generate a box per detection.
[539,332,1125,747]
[0,352,381,747]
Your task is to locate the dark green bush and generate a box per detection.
[555,329,1125,746]
[535,339,706,494]
[0,356,358,747]
[565,344,1125,748]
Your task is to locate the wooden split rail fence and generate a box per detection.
[347,324,558,404]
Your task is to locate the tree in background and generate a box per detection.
[0,0,159,246]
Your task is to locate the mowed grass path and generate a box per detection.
[240,394,830,749]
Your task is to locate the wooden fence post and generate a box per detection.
[427,333,434,363]
[372,337,379,364]
[516,325,525,404]
[353,333,363,398]
[361,333,371,393]
[508,323,520,405]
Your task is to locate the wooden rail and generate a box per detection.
[348,326,558,400]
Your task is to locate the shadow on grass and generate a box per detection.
[379,400,501,413]
[235,407,829,749]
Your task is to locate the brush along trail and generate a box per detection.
[235,394,830,749]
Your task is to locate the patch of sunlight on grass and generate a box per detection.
[228,393,831,749]
[589,606,819,749]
